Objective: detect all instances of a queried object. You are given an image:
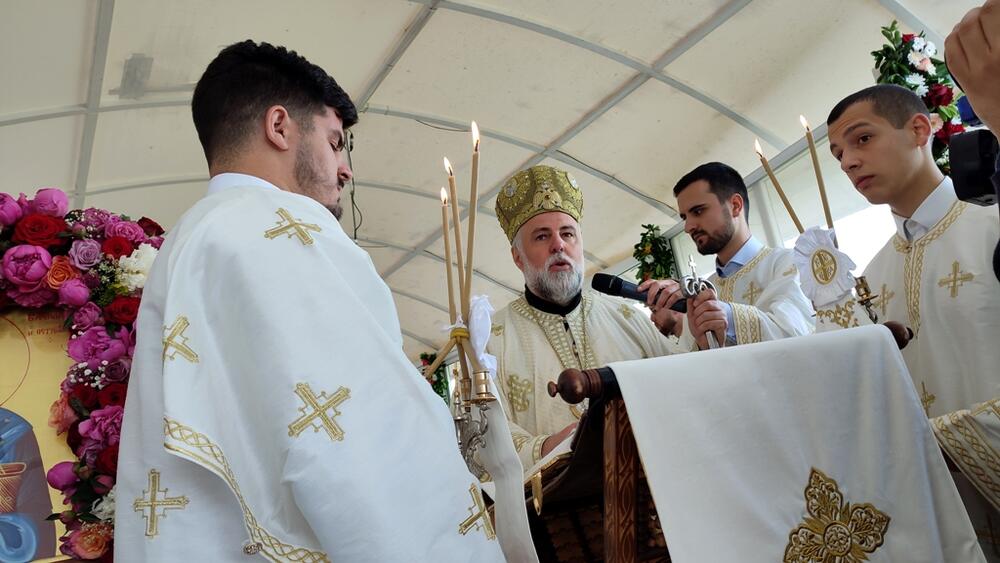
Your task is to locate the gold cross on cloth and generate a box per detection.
[742,282,762,305]
[507,375,532,412]
[938,261,974,298]
[873,284,894,317]
[134,469,189,537]
[459,484,496,540]
[163,316,198,363]
[265,208,321,245]
[920,382,937,417]
[288,383,351,442]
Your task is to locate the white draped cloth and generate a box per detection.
[613,325,983,562]
[115,174,527,561]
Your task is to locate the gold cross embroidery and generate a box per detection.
[920,382,937,417]
[619,304,634,320]
[459,483,496,540]
[782,265,797,277]
[264,208,321,246]
[163,316,198,363]
[742,282,762,305]
[134,469,189,537]
[783,468,890,562]
[507,375,532,412]
[873,284,895,317]
[938,261,974,298]
[288,383,350,442]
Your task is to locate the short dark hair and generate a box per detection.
[673,162,749,219]
[826,84,929,129]
[192,40,358,165]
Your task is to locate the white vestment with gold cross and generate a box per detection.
[679,246,815,350]
[862,191,1000,557]
[115,176,515,562]
[487,290,681,471]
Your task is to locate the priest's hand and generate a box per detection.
[688,288,727,350]
[541,422,577,458]
[639,278,684,337]
[946,0,1000,134]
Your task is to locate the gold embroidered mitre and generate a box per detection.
[495,165,583,243]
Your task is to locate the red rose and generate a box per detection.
[136,217,164,237]
[66,421,83,452]
[924,84,954,108]
[11,213,68,248]
[935,121,965,143]
[902,33,915,43]
[69,384,100,410]
[101,236,134,259]
[95,443,119,475]
[104,296,141,325]
[97,383,126,407]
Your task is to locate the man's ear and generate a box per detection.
[511,242,525,272]
[909,112,934,149]
[264,105,293,151]
[729,193,745,219]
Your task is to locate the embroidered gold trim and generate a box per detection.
[459,483,496,540]
[731,303,762,344]
[491,324,504,336]
[972,398,1000,418]
[933,413,1000,502]
[163,316,199,363]
[892,201,968,333]
[264,208,321,246]
[783,468,890,562]
[134,469,189,538]
[782,265,798,277]
[716,248,773,303]
[163,418,330,562]
[507,375,532,413]
[816,300,859,329]
[937,260,974,298]
[510,292,598,370]
[512,434,531,452]
[288,383,350,442]
[919,382,936,417]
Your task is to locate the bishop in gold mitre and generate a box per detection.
[487,165,683,472]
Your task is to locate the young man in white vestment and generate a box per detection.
[486,165,684,470]
[114,41,511,562]
[827,83,1000,558]
[641,162,815,350]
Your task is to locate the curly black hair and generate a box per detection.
[192,40,358,165]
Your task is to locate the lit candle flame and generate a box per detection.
[471,121,480,151]
[443,157,454,176]
[754,138,764,158]
[799,114,811,132]
[440,187,448,204]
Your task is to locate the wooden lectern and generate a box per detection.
[523,366,669,563]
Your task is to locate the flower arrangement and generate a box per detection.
[872,21,964,174]
[0,187,164,561]
[632,224,678,282]
[419,352,450,404]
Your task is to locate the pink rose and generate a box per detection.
[63,522,112,560]
[78,405,123,463]
[7,286,57,308]
[72,302,104,330]
[2,244,52,291]
[16,193,31,213]
[68,239,103,270]
[48,393,79,434]
[59,278,91,307]
[117,325,136,356]
[46,460,80,492]
[30,187,70,217]
[80,208,113,230]
[148,235,165,249]
[0,193,22,226]
[104,220,146,244]
[104,357,131,383]
[68,326,126,369]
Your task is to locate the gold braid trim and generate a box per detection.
[892,201,968,334]
[932,411,1000,509]
[163,418,330,563]
[730,302,762,344]
[716,248,774,303]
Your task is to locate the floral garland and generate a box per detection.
[0,188,163,561]
[633,223,678,282]
[872,21,964,174]
[419,352,450,404]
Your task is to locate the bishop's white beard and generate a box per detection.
[523,252,584,306]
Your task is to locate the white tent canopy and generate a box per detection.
[0,0,973,360]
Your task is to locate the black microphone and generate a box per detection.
[591,273,687,313]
